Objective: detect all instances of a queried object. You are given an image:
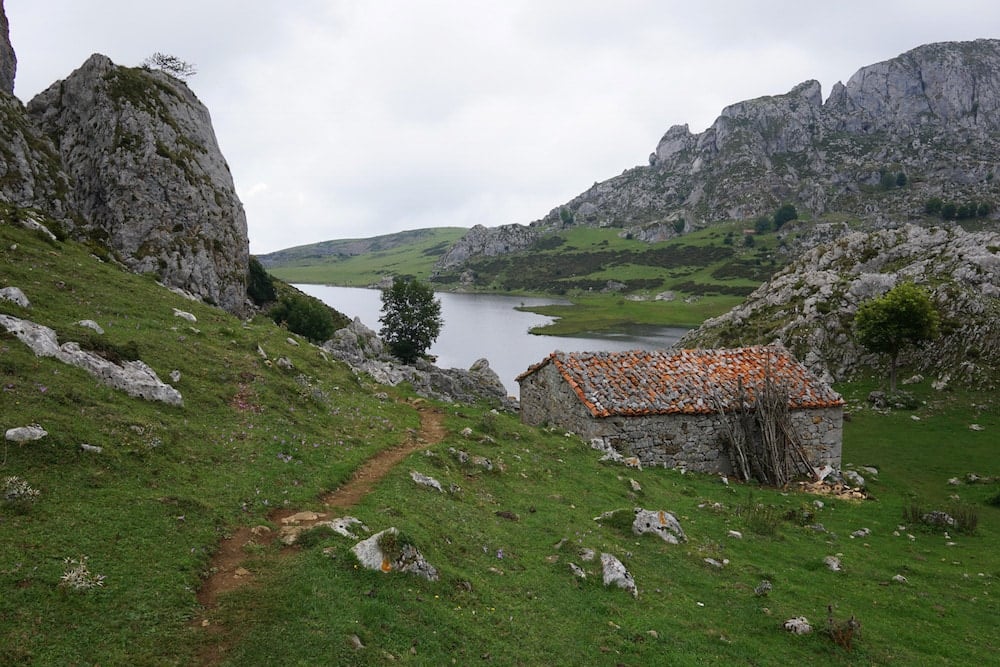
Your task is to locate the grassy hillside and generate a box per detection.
[262,227,468,287]
[2,220,999,665]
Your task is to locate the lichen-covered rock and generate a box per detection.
[632,508,686,544]
[0,314,182,405]
[0,286,29,308]
[410,470,443,492]
[600,552,637,598]
[351,528,439,581]
[27,54,249,315]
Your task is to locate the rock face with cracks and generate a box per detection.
[26,54,249,315]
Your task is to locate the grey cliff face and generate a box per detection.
[439,40,1000,272]
[27,54,249,315]
[0,0,15,95]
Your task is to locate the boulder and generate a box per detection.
[632,508,686,544]
[75,320,104,334]
[600,552,637,598]
[0,286,29,308]
[351,528,439,581]
[5,425,48,442]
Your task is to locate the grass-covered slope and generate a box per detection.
[2,220,999,665]
[261,227,468,287]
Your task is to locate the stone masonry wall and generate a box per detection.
[520,367,844,474]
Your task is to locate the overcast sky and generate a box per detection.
[7,1,1000,254]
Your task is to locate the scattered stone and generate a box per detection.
[348,634,366,650]
[851,528,871,539]
[948,477,961,485]
[460,427,474,437]
[754,579,772,596]
[631,508,686,544]
[858,466,879,477]
[169,369,181,383]
[569,563,587,578]
[580,548,596,562]
[250,525,271,537]
[783,617,812,635]
[495,510,519,521]
[75,320,104,334]
[600,553,637,598]
[172,308,197,323]
[842,469,865,489]
[921,511,956,527]
[276,357,294,370]
[410,470,443,492]
[256,344,268,359]
[0,314,182,405]
[282,511,325,524]
[703,558,725,569]
[351,528,439,581]
[234,567,250,577]
[727,530,743,539]
[629,478,642,492]
[5,425,48,442]
[286,337,299,347]
[969,424,984,432]
[892,574,908,584]
[0,286,30,308]
[326,517,368,539]
[901,374,924,385]
[910,415,921,421]
[79,443,103,454]
[824,555,842,572]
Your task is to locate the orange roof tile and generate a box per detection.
[517,346,843,418]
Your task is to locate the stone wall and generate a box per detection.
[519,365,843,474]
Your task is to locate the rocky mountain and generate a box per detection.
[27,54,249,314]
[438,40,1000,272]
[0,0,249,315]
[679,224,1000,389]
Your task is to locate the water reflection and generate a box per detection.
[296,284,688,396]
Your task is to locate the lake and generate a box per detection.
[296,284,688,396]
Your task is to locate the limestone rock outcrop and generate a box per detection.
[26,54,249,315]
[323,317,514,407]
[680,224,1000,389]
[0,0,15,95]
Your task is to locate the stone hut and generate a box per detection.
[517,346,844,474]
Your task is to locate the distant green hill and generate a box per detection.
[258,227,468,286]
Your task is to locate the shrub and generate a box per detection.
[247,256,277,306]
[270,293,337,343]
[2,476,41,510]
[59,556,106,591]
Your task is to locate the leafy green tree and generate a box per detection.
[379,277,443,363]
[773,203,798,229]
[924,197,943,215]
[559,206,575,226]
[854,282,940,392]
[941,202,958,220]
[754,215,772,233]
[895,172,907,187]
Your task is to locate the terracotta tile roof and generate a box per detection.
[517,345,844,418]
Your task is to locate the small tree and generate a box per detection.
[270,293,336,343]
[854,282,940,392]
[141,52,197,80]
[773,203,798,230]
[379,277,443,363]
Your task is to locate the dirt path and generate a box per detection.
[193,404,446,665]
